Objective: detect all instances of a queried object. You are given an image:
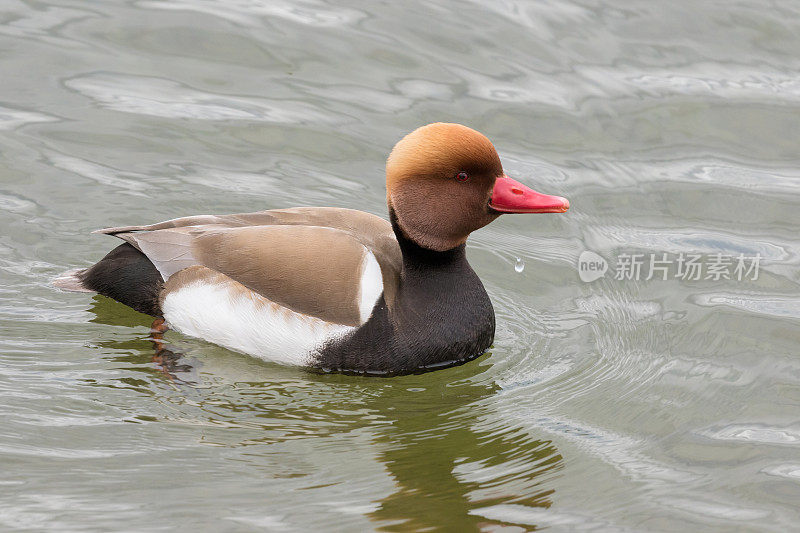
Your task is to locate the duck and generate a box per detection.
[55,123,569,375]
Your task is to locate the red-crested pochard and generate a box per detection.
[55,123,569,375]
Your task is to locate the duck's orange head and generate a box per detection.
[386,122,569,251]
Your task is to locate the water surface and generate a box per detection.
[1,0,799,530]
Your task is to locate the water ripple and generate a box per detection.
[692,292,800,320]
[64,73,332,123]
[701,424,800,446]
[136,0,366,27]
[761,464,800,481]
[0,105,59,130]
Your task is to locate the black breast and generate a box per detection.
[313,223,495,376]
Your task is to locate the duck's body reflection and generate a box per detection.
[86,295,562,530]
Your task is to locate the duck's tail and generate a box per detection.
[53,243,164,316]
[53,268,94,293]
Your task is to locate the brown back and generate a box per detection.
[98,207,402,326]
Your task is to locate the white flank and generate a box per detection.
[358,249,383,323]
[162,281,354,366]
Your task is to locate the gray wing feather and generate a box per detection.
[94,207,401,291]
[125,230,199,280]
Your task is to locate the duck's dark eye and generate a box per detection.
[455,171,469,182]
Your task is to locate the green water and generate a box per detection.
[1,0,799,530]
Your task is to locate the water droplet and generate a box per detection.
[514,257,525,273]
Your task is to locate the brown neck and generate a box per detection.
[389,206,466,264]
[387,196,472,252]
